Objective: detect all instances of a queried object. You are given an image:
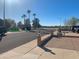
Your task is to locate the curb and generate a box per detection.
[38,34,52,46]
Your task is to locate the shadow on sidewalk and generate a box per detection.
[38,35,56,55]
[39,45,56,55]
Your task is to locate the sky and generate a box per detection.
[0,0,79,26]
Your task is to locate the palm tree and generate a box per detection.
[27,10,31,19]
[21,14,26,20]
[33,13,36,19]
[21,14,27,25]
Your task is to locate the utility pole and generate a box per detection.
[3,0,5,26]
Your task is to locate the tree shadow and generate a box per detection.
[38,35,56,55]
[39,45,56,55]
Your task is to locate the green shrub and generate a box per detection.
[9,27,19,32]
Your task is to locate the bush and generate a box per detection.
[9,27,19,32]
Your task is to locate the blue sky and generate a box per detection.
[0,0,79,26]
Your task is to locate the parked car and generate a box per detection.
[71,26,79,33]
[0,26,7,36]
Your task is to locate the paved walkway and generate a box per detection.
[44,33,79,59]
[22,33,79,59]
[0,32,79,59]
[0,34,51,59]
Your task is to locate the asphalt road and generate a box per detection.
[0,32,37,54]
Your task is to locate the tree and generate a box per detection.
[21,13,31,31]
[21,14,26,19]
[24,19,31,30]
[33,13,36,19]
[10,20,16,28]
[17,21,23,29]
[21,14,27,25]
[64,17,79,26]
[25,10,31,30]
[32,18,41,29]
[4,19,16,29]
[5,19,11,29]
[32,13,41,29]
[27,10,31,19]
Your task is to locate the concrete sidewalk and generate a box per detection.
[0,34,51,59]
[1,32,79,59]
[16,33,79,59]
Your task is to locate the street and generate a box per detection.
[0,32,37,54]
